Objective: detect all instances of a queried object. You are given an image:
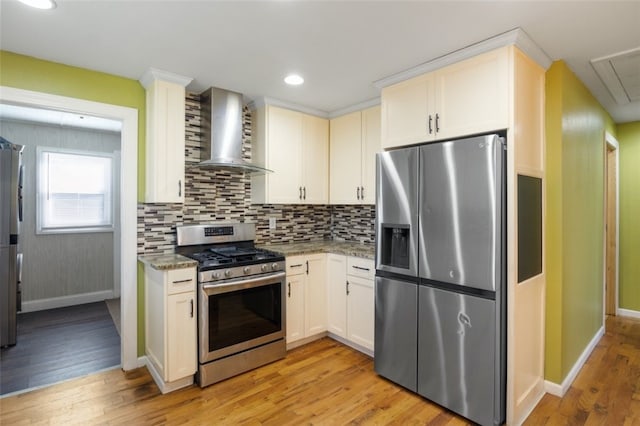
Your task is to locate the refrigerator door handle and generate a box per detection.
[16,252,23,311]
[18,165,24,222]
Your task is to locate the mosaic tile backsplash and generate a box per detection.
[138,93,374,255]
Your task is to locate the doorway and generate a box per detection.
[604,132,619,318]
[0,86,139,372]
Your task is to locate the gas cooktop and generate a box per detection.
[185,246,284,270]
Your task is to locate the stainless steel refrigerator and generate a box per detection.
[374,134,506,426]
[1,137,24,348]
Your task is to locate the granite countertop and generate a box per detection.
[258,240,375,260]
[138,253,198,271]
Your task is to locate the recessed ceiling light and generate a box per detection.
[284,74,304,86]
[18,0,56,9]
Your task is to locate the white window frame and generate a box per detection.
[36,146,115,234]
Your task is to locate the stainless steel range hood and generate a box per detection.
[198,87,271,174]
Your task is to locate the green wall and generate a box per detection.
[544,61,616,384]
[0,50,147,356]
[0,50,146,200]
[617,122,640,311]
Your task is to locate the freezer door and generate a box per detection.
[418,135,504,292]
[374,276,417,392]
[417,286,501,426]
[376,148,419,276]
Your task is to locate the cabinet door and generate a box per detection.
[267,106,303,204]
[305,254,327,335]
[381,73,434,149]
[347,275,374,351]
[329,111,362,204]
[435,48,509,140]
[286,274,305,343]
[166,291,196,382]
[302,114,329,204]
[145,79,186,203]
[361,106,381,204]
[326,254,347,338]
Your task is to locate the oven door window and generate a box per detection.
[207,283,282,352]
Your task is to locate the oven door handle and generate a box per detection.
[201,272,286,295]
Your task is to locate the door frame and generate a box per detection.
[0,86,139,370]
[603,131,620,319]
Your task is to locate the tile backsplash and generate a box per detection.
[137,93,374,255]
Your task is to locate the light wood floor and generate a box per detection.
[1,316,638,425]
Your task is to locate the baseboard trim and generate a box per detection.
[20,290,115,313]
[327,333,374,358]
[144,356,193,394]
[617,308,640,319]
[544,325,605,397]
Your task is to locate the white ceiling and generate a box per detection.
[1,0,639,123]
[0,103,122,132]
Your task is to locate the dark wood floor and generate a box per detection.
[0,301,120,396]
[0,315,637,424]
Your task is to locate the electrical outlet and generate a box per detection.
[269,217,276,229]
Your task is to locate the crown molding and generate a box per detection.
[248,97,330,118]
[139,68,193,89]
[374,28,552,89]
[328,97,381,119]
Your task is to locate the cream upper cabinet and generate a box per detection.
[435,48,509,140]
[329,105,381,204]
[302,114,330,204]
[251,105,329,204]
[140,69,192,203]
[381,74,433,149]
[381,48,509,149]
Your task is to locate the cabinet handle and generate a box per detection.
[303,186,306,200]
[190,299,194,318]
[306,260,309,275]
[360,186,365,200]
[346,281,350,296]
[435,113,440,133]
[428,115,433,134]
[299,186,303,200]
[172,279,192,284]
[357,187,360,200]
[288,282,291,297]
[290,264,303,268]
[352,265,370,272]
[178,179,182,197]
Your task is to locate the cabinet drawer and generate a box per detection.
[286,256,307,276]
[347,257,375,280]
[167,268,196,295]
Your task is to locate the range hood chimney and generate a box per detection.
[198,87,271,174]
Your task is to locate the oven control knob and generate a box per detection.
[224,269,232,277]
[261,264,268,272]
[271,263,279,271]
[243,266,250,274]
[213,271,220,279]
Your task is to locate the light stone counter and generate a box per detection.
[137,253,198,270]
[258,240,375,260]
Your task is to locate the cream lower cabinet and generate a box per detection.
[252,105,329,204]
[285,254,327,345]
[381,47,509,149]
[326,254,375,353]
[144,265,197,393]
[329,105,380,204]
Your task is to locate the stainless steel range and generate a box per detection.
[176,223,286,387]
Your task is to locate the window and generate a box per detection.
[37,147,114,233]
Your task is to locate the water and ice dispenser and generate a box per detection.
[379,224,410,270]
